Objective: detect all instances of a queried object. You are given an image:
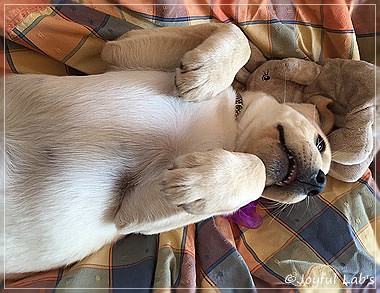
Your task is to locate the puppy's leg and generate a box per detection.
[102,24,221,71]
[160,149,265,216]
[114,149,265,233]
[102,23,251,101]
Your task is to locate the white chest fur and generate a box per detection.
[3,70,238,273]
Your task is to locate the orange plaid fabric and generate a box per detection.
[2,1,378,291]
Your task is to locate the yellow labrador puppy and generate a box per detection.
[2,24,331,274]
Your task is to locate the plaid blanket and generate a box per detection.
[1,0,378,75]
[2,1,379,291]
[4,172,379,291]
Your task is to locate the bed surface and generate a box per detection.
[1,1,379,291]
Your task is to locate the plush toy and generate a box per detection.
[239,44,376,183]
[227,43,376,229]
[225,200,262,229]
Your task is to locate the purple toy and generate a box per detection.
[225,200,263,229]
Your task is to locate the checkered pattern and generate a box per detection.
[1,0,378,76]
[2,1,379,290]
[5,172,379,290]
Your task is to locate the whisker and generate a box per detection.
[301,197,310,219]
[261,202,283,208]
[269,213,280,225]
[285,203,294,219]
[316,139,323,149]
[267,203,286,225]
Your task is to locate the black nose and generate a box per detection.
[307,169,326,197]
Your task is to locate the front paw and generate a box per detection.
[175,49,231,102]
[160,149,265,215]
[174,25,250,102]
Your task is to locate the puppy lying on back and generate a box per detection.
[3,24,332,274]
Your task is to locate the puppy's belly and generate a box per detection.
[4,71,236,273]
[5,160,121,273]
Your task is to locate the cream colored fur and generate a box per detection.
[2,24,331,275]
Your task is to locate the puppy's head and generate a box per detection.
[237,92,332,204]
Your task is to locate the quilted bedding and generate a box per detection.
[1,0,379,291]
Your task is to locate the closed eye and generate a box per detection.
[316,134,326,153]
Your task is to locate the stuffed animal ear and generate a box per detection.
[286,96,334,134]
[235,41,267,86]
[279,58,321,85]
[244,41,267,72]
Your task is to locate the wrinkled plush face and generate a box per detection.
[236,92,331,204]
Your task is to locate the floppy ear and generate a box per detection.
[278,58,322,85]
[286,103,321,125]
[306,95,335,134]
[286,96,334,134]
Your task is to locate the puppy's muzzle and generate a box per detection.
[306,169,326,197]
